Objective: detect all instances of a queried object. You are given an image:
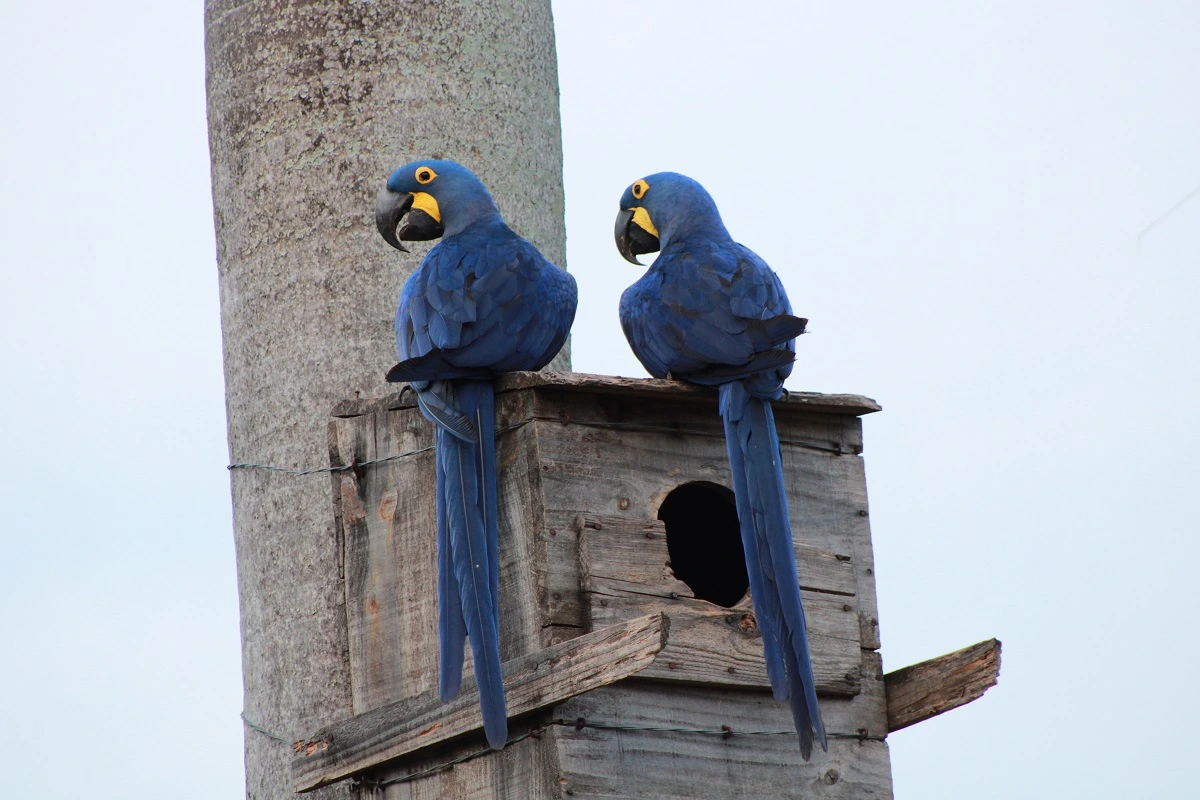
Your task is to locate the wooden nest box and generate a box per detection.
[292,373,999,798]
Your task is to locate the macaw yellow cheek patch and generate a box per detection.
[632,206,658,237]
[412,192,441,223]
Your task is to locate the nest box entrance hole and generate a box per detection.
[657,481,749,608]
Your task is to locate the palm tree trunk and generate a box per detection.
[204,3,567,797]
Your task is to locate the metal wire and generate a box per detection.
[227,447,434,476]
[549,718,883,741]
[240,713,290,744]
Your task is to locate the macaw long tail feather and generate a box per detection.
[436,380,507,749]
[436,471,467,702]
[719,381,827,760]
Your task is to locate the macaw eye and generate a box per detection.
[631,179,649,200]
[415,167,438,184]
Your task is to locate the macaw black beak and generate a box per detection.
[375,187,445,252]
[615,208,661,266]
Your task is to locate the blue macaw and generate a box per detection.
[613,172,826,759]
[375,160,578,749]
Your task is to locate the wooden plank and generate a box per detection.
[779,440,882,651]
[368,652,892,799]
[884,638,1001,732]
[365,721,562,799]
[292,613,670,792]
[330,371,881,420]
[491,390,556,654]
[495,371,882,416]
[579,514,862,696]
[551,682,893,799]
[336,406,441,712]
[527,382,866,455]
[579,514,856,597]
[337,397,551,714]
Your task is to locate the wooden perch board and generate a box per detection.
[291,612,668,792]
[331,370,882,418]
[884,638,1002,732]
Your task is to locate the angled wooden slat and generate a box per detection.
[292,612,669,793]
[884,638,1002,732]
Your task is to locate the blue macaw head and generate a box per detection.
[375,159,500,251]
[614,171,729,265]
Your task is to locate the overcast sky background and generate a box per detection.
[2,2,1197,798]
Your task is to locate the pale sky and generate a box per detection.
[2,2,1198,798]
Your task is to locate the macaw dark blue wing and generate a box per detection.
[619,241,803,392]
[395,224,575,379]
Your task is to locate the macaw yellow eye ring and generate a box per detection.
[415,167,438,185]
[631,179,649,200]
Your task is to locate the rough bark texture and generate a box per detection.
[203,2,568,798]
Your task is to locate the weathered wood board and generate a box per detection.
[293,614,668,792]
[329,396,547,712]
[363,718,563,800]
[884,638,1002,732]
[318,372,893,798]
[551,679,892,800]
[579,513,862,695]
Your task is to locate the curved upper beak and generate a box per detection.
[375,187,445,252]
[614,208,661,266]
[375,187,414,252]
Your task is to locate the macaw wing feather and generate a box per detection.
[682,347,797,385]
[387,351,495,383]
[415,383,478,443]
[621,246,802,382]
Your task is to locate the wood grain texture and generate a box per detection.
[884,639,1001,732]
[326,375,891,796]
[335,401,547,712]
[579,514,862,695]
[293,613,669,792]
[335,408,438,712]
[497,372,881,416]
[365,721,562,800]
[331,371,881,419]
[526,387,878,644]
[552,682,893,800]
